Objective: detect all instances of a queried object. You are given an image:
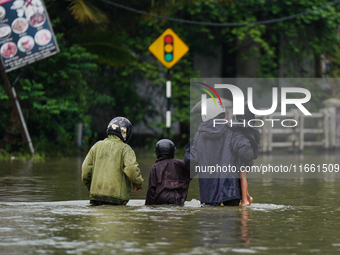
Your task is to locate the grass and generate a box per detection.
[0,151,46,161]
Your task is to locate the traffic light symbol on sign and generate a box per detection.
[149,28,189,69]
[164,35,173,62]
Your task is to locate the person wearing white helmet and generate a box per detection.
[191,97,232,122]
[188,98,256,206]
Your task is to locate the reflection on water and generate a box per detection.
[0,200,289,255]
[0,154,340,254]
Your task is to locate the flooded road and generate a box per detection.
[1,154,340,254]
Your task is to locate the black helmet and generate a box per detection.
[155,139,176,158]
[107,117,132,143]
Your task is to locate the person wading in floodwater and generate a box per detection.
[81,117,144,206]
[229,102,260,206]
[188,98,258,206]
[145,139,191,205]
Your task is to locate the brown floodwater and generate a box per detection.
[0,153,340,254]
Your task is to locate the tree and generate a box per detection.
[3,0,340,154]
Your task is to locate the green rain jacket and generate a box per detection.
[82,135,144,204]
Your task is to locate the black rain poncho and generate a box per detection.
[145,156,191,205]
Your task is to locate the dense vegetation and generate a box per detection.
[1,0,340,156]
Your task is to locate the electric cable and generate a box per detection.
[234,0,307,6]
[101,0,340,26]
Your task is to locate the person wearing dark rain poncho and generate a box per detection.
[145,139,191,205]
[188,98,259,206]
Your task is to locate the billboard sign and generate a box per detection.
[0,0,59,72]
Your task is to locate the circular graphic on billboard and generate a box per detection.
[1,42,17,58]
[29,12,45,27]
[0,24,11,39]
[0,6,6,20]
[18,35,35,52]
[12,18,29,34]
[35,29,51,46]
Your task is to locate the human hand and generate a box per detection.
[248,160,254,167]
[133,186,142,194]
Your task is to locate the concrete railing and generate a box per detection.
[256,107,337,153]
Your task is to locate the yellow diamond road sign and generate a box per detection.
[149,28,189,69]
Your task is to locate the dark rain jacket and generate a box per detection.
[230,122,261,166]
[145,156,191,205]
[82,135,144,205]
[232,105,261,162]
[190,115,255,206]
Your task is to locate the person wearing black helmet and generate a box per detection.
[145,139,191,205]
[82,117,144,205]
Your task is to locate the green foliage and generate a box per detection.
[113,18,199,141]
[2,0,340,154]
[168,0,340,106]
[0,35,103,155]
[73,30,135,66]
[68,0,108,23]
[0,151,45,161]
[170,0,340,78]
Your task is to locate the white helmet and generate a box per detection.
[191,97,232,122]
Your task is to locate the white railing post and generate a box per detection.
[299,113,304,152]
[328,107,337,148]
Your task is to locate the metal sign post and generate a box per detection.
[166,69,171,138]
[0,62,34,155]
[149,28,189,138]
[0,0,59,155]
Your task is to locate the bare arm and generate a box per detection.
[248,160,254,167]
